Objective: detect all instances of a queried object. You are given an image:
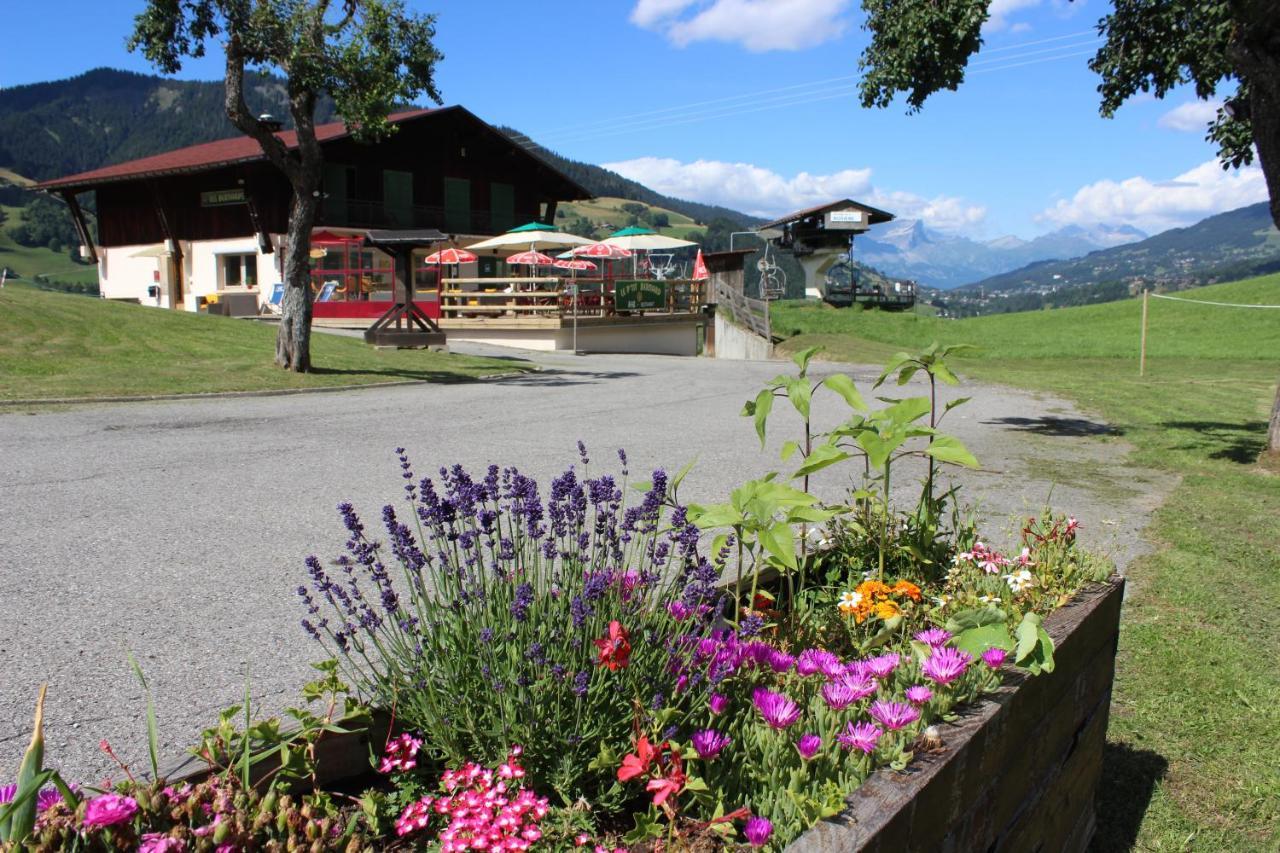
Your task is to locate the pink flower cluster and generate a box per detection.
[396,747,549,851]
[954,541,1010,574]
[379,732,424,773]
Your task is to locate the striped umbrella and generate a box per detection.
[423,247,478,264]
[553,258,598,271]
[506,249,557,266]
[571,242,632,259]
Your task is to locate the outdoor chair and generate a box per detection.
[263,283,285,314]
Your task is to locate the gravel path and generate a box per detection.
[0,345,1174,785]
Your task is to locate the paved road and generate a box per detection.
[0,346,1173,785]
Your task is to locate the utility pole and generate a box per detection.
[1139,289,1149,377]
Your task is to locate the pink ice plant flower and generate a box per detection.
[744,816,773,847]
[83,793,139,828]
[691,729,731,761]
[838,721,883,754]
[869,700,921,731]
[752,687,802,729]
[922,646,973,685]
[709,693,729,715]
[139,834,188,853]
[914,627,952,647]
[866,652,900,679]
[379,732,424,773]
[796,648,841,677]
[795,734,822,760]
[0,784,13,804]
[766,648,796,673]
[982,647,1008,669]
[905,684,933,705]
[820,679,860,711]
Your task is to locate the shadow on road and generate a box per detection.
[1091,741,1169,852]
[308,366,506,384]
[491,368,641,387]
[983,416,1121,437]
[1158,419,1268,465]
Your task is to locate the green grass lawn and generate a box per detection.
[775,277,1280,850]
[0,284,534,400]
[0,204,101,286]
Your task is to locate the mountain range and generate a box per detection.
[855,218,1148,290]
[952,201,1280,296]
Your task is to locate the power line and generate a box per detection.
[516,46,1100,150]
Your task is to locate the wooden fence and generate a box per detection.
[716,280,772,340]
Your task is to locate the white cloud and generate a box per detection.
[629,0,853,52]
[600,156,987,232]
[1157,99,1221,132]
[1038,158,1267,233]
[985,0,1040,31]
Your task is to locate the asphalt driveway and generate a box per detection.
[0,345,1173,785]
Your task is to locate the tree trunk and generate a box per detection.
[277,189,318,371]
[1231,2,1280,456]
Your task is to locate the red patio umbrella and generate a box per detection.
[553,258,598,271]
[507,249,557,266]
[571,243,632,259]
[424,247,478,264]
[692,248,709,281]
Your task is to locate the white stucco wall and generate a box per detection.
[99,244,168,307]
[185,237,283,310]
[714,312,774,360]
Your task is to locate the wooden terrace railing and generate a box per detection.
[440,278,707,321]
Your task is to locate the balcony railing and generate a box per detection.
[321,198,520,235]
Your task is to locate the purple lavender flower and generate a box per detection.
[868,699,921,731]
[982,647,1008,669]
[709,693,729,715]
[838,721,884,754]
[691,729,732,760]
[667,600,693,621]
[922,647,973,685]
[905,684,933,705]
[752,688,802,729]
[744,816,773,847]
[821,679,860,711]
[866,652,900,679]
[797,648,841,677]
[572,671,590,696]
[739,612,765,637]
[914,627,952,647]
[509,582,534,622]
[795,733,821,760]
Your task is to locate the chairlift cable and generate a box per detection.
[1148,293,1280,309]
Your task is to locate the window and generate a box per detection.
[219,253,258,289]
[444,178,471,232]
[383,170,414,227]
[309,236,393,300]
[490,182,514,233]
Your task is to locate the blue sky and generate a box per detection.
[0,0,1266,239]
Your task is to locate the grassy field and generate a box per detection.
[0,204,101,285]
[557,196,701,238]
[776,276,1280,850]
[0,284,534,400]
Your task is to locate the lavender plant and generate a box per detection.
[298,445,727,807]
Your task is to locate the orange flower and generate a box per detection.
[856,580,892,601]
[892,580,922,601]
[874,599,901,620]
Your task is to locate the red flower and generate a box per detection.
[618,735,657,782]
[645,753,686,806]
[593,620,632,671]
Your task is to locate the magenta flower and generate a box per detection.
[0,783,13,805]
[821,679,859,710]
[796,648,840,677]
[667,600,693,621]
[744,816,774,847]
[866,653,900,679]
[845,660,872,681]
[139,834,188,853]
[838,721,883,754]
[766,648,796,673]
[83,793,139,828]
[982,647,1008,669]
[869,700,921,731]
[922,647,972,685]
[379,733,424,773]
[36,787,62,812]
[905,684,933,705]
[691,729,732,760]
[752,688,802,729]
[709,693,729,715]
[914,627,952,647]
[795,733,821,760]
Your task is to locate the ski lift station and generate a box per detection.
[757,199,917,310]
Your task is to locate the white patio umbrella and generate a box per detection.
[466,221,595,253]
[601,227,697,276]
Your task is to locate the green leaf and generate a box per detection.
[780,440,800,461]
[856,430,895,471]
[785,377,813,420]
[943,396,972,415]
[792,345,823,374]
[931,360,960,385]
[896,364,920,386]
[952,624,1013,659]
[128,651,161,781]
[752,389,773,446]
[792,443,852,477]
[671,457,697,491]
[924,435,980,468]
[687,503,744,529]
[821,373,867,411]
[945,606,1007,633]
[624,811,665,844]
[760,521,798,570]
[874,352,912,388]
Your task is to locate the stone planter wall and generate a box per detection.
[791,576,1125,852]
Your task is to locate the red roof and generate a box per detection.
[37,108,438,191]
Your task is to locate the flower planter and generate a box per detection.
[790,575,1125,852]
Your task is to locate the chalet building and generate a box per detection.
[36,106,592,320]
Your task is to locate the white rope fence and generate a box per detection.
[1149,292,1280,309]
[1139,289,1280,376]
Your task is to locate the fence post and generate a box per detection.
[1139,289,1148,377]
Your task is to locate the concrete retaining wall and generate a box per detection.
[791,576,1124,852]
[714,312,774,360]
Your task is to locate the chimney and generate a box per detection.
[258,113,284,133]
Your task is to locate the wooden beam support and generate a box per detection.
[148,181,185,308]
[60,191,98,264]
[543,200,558,223]
[242,178,274,254]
